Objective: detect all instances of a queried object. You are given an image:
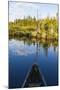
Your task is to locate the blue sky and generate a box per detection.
[9,2,58,22]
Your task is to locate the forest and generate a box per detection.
[9,15,58,40]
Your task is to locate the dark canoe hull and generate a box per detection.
[22,63,47,88]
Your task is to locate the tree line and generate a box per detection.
[9,15,58,40]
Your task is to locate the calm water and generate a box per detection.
[9,38,58,88]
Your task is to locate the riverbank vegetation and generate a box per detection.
[9,15,58,40]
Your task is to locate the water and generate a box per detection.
[9,38,58,88]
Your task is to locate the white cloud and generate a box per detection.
[9,1,58,21]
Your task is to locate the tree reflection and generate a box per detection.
[9,36,58,48]
[42,40,49,57]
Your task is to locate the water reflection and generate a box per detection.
[9,36,58,88]
[22,38,47,87]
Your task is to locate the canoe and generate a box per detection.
[22,63,47,88]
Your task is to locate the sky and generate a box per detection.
[9,1,58,22]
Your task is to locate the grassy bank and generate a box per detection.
[9,16,58,40]
[9,28,58,40]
